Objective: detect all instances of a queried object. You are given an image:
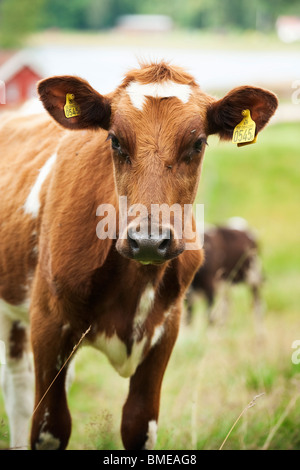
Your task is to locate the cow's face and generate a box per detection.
[108,68,212,264]
[38,62,277,265]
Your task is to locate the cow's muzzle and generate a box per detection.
[116,223,185,264]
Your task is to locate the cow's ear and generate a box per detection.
[38,76,111,130]
[206,86,278,140]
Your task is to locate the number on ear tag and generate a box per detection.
[232,109,256,147]
[64,93,81,118]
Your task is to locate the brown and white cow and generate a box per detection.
[185,218,264,325]
[0,61,277,450]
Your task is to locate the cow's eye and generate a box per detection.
[110,135,122,152]
[183,137,207,164]
[194,138,207,153]
[108,134,131,165]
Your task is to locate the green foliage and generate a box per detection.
[196,122,300,276]
[40,0,138,30]
[0,0,45,48]
[1,0,300,48]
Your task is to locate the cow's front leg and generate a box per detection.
[0,313,33,449]
[30,307,77,450]
[121,311,180,450]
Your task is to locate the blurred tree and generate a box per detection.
[173,0,258,30]
[40,0,139,30]
[1,0,300,47]
[85,0,114,30]
[84,0,139,29]
[0,0,45,48]
[41,0,88,30]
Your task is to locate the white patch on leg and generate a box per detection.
[34,407,61,450]
[246,255,263,287]
[144,420,157,450]
[126,81,192,110]
[65,358,76,392]
[133,284,155,336]
[35,432,61,450]
[1,359,34,449]
[151,324,165,348]
[23,152,57,218]
[0,340,6,365]
[150,306,174,348]
[0,312,33,449]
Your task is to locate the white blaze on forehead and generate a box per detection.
[23,152,57,218]
[126,80,192,111]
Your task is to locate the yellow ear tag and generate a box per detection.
[64,93,81,118]
[232,109,256,147]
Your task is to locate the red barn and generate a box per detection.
[0,51,43,108]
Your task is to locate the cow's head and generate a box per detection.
[38,61,277,265]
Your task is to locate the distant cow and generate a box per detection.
[0,61,277,450]
[186,219,263,324]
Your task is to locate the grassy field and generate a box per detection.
[30,28,300,52]
[0,120,300,450]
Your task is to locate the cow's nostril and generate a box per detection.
[127,233,139,252]
[157,237,171,253]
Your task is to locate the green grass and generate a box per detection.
[62,298,300,451]
[197,121,300,274]
[30,28,300,52]
[0,121,300,450]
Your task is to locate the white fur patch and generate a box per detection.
[0,312,33,449]
[133,284,155,336]
[93,332,147,378]
[126,80,192,110]
[246,255,262,286]
[93,284,155,378]
[151,323,165,348]
[23,152,57,218]
[1,359,34,449]
[144,420,157,450]
[35,432,61,450]
[0,340,5,365]
[226,217,249,231]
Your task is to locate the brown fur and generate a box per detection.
[186,225,263,324]
[0,61,277,450]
